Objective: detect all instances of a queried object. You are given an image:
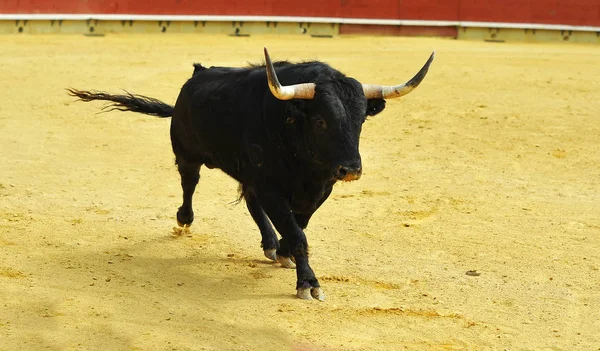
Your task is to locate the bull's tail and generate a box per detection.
[67,88,174,118]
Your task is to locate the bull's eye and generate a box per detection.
[315,117,327,129]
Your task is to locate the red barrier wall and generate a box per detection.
[458,0,600,26]
[2,0,599,27]
[7,0,342,17]
[399,0,461,21]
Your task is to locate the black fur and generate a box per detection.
[68,59,387,294]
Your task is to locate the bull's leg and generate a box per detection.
[176,161,201,227]
[244,190,280,262]
[257,190,324,301]
[275,237,294,268]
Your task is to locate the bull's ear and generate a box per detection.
[366,98,386,116]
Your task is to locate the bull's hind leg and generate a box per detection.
[176,160,201,227]
[244,189,294,267]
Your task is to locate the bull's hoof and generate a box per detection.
[176,208,194,227]
[177,218,193,227]
[264,249,277,261]
[296,287,325,301]
[277,255,296,269]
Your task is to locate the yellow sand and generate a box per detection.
[1,34,599,350]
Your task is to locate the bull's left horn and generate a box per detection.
[264,47,315,100]
[363,51,435,99]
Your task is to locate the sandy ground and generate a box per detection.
[0,33,599,350]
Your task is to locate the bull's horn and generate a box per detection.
[363,51,435,99]
[264,47,315,100]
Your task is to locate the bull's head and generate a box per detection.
[264,48,434,182]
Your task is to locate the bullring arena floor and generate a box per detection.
[1,33,599,350]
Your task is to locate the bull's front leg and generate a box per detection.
[257,190,324,301]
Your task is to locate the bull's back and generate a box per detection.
[170,67,263,179]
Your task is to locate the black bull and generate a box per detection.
[68,48,434,301]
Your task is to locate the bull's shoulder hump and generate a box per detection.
[192,63,207,76]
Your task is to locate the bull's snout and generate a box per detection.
[335,165,362,182]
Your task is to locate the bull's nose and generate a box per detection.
[335,165,362,182]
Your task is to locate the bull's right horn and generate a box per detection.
[363,51,435,99]
[264,47,315,100]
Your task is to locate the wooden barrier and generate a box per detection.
[2,0,599,27]
[1,0,599,41]
[458,0,600,27]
